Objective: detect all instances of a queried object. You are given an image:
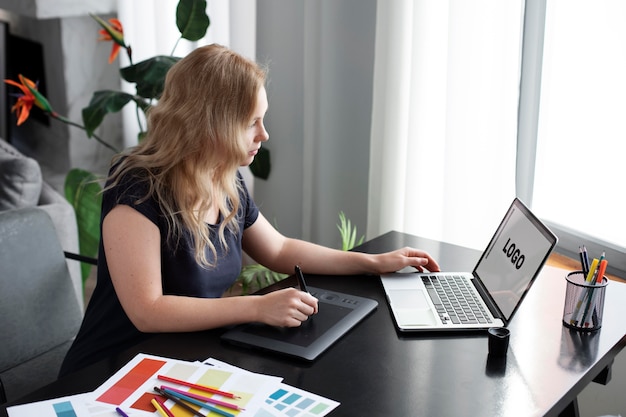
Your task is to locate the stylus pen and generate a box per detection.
[295,265,309,293]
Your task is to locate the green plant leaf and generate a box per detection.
[337,211,364,251]
[120,55,180,99]
[64,169,103,283]
[233,264,287,295]
[176,0,210,41]
[249,147,271,180]
[82,90,134,137]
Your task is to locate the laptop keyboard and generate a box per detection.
[421,275,493,325]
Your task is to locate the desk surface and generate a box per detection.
[3,231,626,417]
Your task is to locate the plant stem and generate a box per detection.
[134,103,145,136]
[54,114,121,153]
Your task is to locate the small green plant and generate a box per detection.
[337,211,364,251]
[232,264,288,296]
[230,211,364,295]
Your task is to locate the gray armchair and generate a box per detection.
[0,138,83,310]
[0,207,83,404]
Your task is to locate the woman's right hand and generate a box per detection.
[256,288,318,327]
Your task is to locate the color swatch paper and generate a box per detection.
[204,358,340,417]
[7,354,339,417]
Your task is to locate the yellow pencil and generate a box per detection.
[586,258,599,282]
[569,260,599,325]
[151,398,170,417]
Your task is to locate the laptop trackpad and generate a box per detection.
[388,289,437,326]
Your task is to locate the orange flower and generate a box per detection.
[4,75,53,125]
[94,15,126,64]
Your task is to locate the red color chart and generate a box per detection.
[96,358,167,405]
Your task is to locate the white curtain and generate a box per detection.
[367,0,523,250]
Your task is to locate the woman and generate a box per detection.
[59,44,439,376]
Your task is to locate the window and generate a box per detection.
[530,0,626,274]
[369,0,625,276]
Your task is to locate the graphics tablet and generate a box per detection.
[220,287,378,361]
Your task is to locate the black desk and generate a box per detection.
[3,231,626,417]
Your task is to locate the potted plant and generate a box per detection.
[226,211,365,295]
[5,0,270,283]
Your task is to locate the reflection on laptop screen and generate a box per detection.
[476,202,555,320]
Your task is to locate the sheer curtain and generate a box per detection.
[367,1,523,250]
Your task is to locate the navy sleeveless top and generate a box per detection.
[59,168,259,376]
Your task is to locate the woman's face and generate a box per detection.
[241,86,269,167]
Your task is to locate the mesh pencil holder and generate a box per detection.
[562,270,608,332]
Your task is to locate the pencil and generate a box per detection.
[115,407,129,417]
[151,398,170,417]
[583,259,609,327]
[154,397,176,417]
[579,246,587,275]
[582,246,590,275]
[160,385,245,411]
[580,287,598,328]
[157,374,240,398]
[154,387,207,417]
[595,258,608,284]
[585,258,599,283]
[160,387,235,417]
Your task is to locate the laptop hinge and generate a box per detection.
[471,275,505,323]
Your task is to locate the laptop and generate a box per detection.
[380,198,557,332]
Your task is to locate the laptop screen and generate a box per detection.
[474,199,557,321]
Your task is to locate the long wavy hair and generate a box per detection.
[106,44,267,268]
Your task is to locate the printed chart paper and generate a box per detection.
[7,353,340,417]
[7,393,116,417]
[205,358,340,417]
[91,353,279,416]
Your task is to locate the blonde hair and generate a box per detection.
[107,44,267,268]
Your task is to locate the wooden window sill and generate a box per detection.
[546,253,624,282]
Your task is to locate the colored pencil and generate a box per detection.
[161,385,245,411]
[159,387,235,417]
[595,259,608,284]
[154,387,207,417]
[157,374,240,399]
[151,398,170,417]
[115,407,129,417]
[154,397,176,417]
